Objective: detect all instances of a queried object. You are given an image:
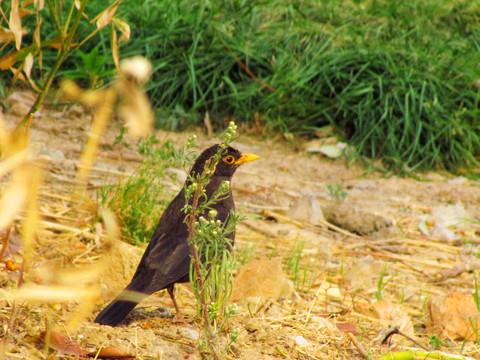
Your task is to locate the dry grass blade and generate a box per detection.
[76,88,115,189]
[335,249,452,269]
[0,149,29,178]
[262,209,360,238]
[92,0,121,30]
[347,332,368,359]
[0,170,29,231]
[117,80,153,138]
[0,285,97,303]
[9,0,22,50]
[19,164,41,272]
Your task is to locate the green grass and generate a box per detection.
[99,139,187,245]
[7,0,480,172]
[376,264,392,301]
[327,184,348,200]
[282,240,316,292]
[113,0,480,172]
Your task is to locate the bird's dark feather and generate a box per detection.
[94,145,244,326]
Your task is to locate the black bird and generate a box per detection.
[94,144,259,326]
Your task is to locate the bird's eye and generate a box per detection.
[224,155,235,164]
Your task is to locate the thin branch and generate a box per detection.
[17,0,90,131]
[347,332,369,359]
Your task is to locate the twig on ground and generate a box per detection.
[305,280,325,325]
[261,210,360,239]
[375,326,428,350]
[335,249,452,269]
[347,332,369,359]
[366,244,432,277]
[438,262,480,279]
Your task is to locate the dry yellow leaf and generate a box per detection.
[23,52,33,81]
[10,0,22,50]
[0,30,16,43]
[0,285,97,303]
[34,0,45,10]
[111,24,119,70]
[113,18,131,42]
[118,83,153,138]
[93,1,120,30]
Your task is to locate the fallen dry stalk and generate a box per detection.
[347,332,368,359]
[335,249,452,269]
[375,325,428,350]
[262,209,360,239]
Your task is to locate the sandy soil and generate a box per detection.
[2,92,480,359]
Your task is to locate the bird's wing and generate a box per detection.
[146,234,190,272]
[144,230,191,285]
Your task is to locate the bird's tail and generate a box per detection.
[94,290,147,327]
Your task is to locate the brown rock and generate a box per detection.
[428,292,480,340]
[355,300,414,336]
[232,258,292,304]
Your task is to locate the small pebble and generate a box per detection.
[295,335,309,346]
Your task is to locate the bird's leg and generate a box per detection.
[167,285,186,323]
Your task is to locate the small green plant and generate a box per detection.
[61,47,115,88]
[99,139,184,245]
[183,122,243,358]
[327,184,348,200]
[283,241,304,288]
[238,238,255,267]
[112,127,128,147]
[268,242,279,260]
[417,292,430,323]
[460,317,480,354]
[300,262,316,293]
[191,209,240,322]
[139,138,192,163]
[282,240,315,292]
[428,335,444,350]
[138,136,160,155]
[225,326,240,353]
[474,272,480,312]
[469,317,480,343]
[376,264,392,301]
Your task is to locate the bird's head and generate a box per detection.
[190,144,260,178]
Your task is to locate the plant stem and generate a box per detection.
[16,0,89,132]
[187,181,222,360]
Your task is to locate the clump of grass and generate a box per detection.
[99,139,187,245]
[376,264,392,301]
[282,240,316,292]
[327,184,348,200]
[104,0,480,172]
[237,238,256,267]
[429,335,445,351]
[6,0,480,172]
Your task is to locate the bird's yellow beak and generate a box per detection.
[234,153,260,166]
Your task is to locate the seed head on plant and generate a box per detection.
[187,135,197,149]
[208,209,218,219]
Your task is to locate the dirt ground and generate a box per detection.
[2,91,480,359]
